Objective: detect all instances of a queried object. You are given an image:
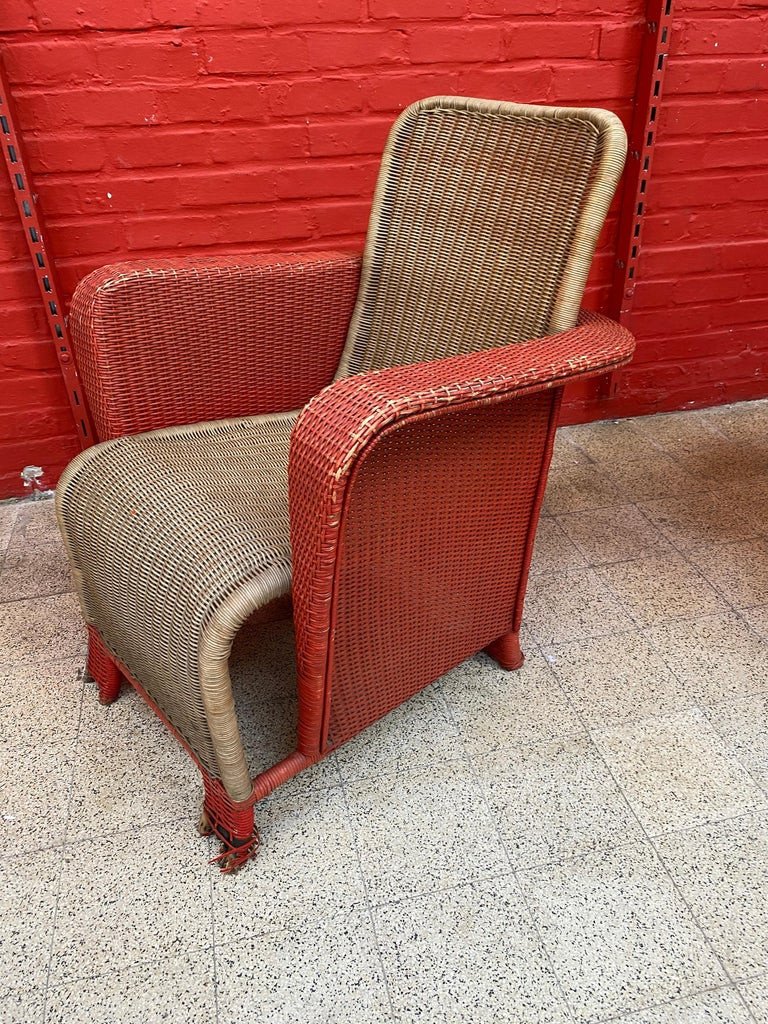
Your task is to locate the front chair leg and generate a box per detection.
[200,773,259,873]
[86,627,123,705]
[486,630,524,671]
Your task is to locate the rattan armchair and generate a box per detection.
[56,97,635,870]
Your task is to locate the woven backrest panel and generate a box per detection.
[337,96,626,377]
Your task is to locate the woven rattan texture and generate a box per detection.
[327,392,555,746]
[70,252,360,440]
[337,97,626,378]
[57,412,295,783]
[58,99,632,804]
[290,311,635,752]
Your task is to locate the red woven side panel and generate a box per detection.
[289,311,636,755]
[326,390,557,745]
[69,251,361,439]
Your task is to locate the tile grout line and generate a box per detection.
[438,680,580,1024]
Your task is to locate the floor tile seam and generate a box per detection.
[335,777,399,1021]
[440,689,580,1024]
[338,749,472,790]
[538,671,744,997]
[668,702,768,808]
[0,588,77,609]
[589,980,755,1024]
[41,941,217,999]
[593,501,738,626]
[628,502,768,649]
[581,710,748,994]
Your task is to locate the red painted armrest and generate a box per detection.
[289,311,634,698]
[70,251,361,439]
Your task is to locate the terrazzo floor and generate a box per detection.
[2,399,768,1023]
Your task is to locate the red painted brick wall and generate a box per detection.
[0,0,766,497]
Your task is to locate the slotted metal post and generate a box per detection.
[0,55,94,447]
[602,0,675,398]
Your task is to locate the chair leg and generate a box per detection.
[201,773,259,873]
[86,627,123,705]
[486,630,524,671]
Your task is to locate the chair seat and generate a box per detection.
[56,411,296,774]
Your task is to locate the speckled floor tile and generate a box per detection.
[654,434,768,485]
[601,451,710,501]
[0,988,45,1024]
[519,842,726,1023]
[688,539,768,609]
[530,517,588,576]
[625,409,722,455]
[568,419,655,464]
[594,709,766,835]
[745,605,768,640]
[0,740,73,855]
[439,649,583,755]
[215,910,392,1024]
[656,811,768,981]
[0,658,83,747]
[544,631,692,728]
[523,566,635,645]
[374,873,570,1023]
[645,612,768,703]
[50,824,213,985]
[0,514,72,602]
[345,759,507,906]
[0,848,60,999]
[556,504,671,565]
[0,504,19,558]
[541,462,624,515]
[211,786,367,945]
[335,686,460,784]
[638,492,760,553]
[474,735,643,868]
[740,975,768,1023]
[714,476,768,536]
[619,987,752,1023]
[596,553,725,627]
[45,949,217,1024]
[0,592,85,662]
[706,693,768,792]
[67,715,199,843]
[549,432,592,472]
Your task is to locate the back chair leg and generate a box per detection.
[201,774,259,873]
[86,627,123,705]
[486,631,524,671]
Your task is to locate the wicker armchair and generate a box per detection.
[56,97,635,870]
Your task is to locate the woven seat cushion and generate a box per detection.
[56,411,295,773]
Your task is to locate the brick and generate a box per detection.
[663,97,768,135]
[34,0,152,29]
[363,71,460,111]
[0,340,61,374]
[210,124,310,163]
[25,134,108,174]
[370,0,465,17]
[204,32,311,75]
[666,57,768,94]
[458,64,550,102]
[95,33,201,82]
[276,159,378,199]
[308,117,391,157]
[310,198,370,236]
[15,87,159,130]
[159,82,269,123]
[598,20,645,60]
[105,128,214,170]
[408,24,502,63]
[504,21,597,60]
[260,0,362,25]
[549,61,636,102]
[267,77,363,116]
[307,29,407,69]
[672,17,768,56]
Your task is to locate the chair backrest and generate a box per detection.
[336,96,626,378]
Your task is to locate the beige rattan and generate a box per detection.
[57,96,628,806]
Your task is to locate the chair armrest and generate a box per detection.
[70,251,361,439]
[288,311,634,740]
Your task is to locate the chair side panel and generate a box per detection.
[323,387,558,748]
